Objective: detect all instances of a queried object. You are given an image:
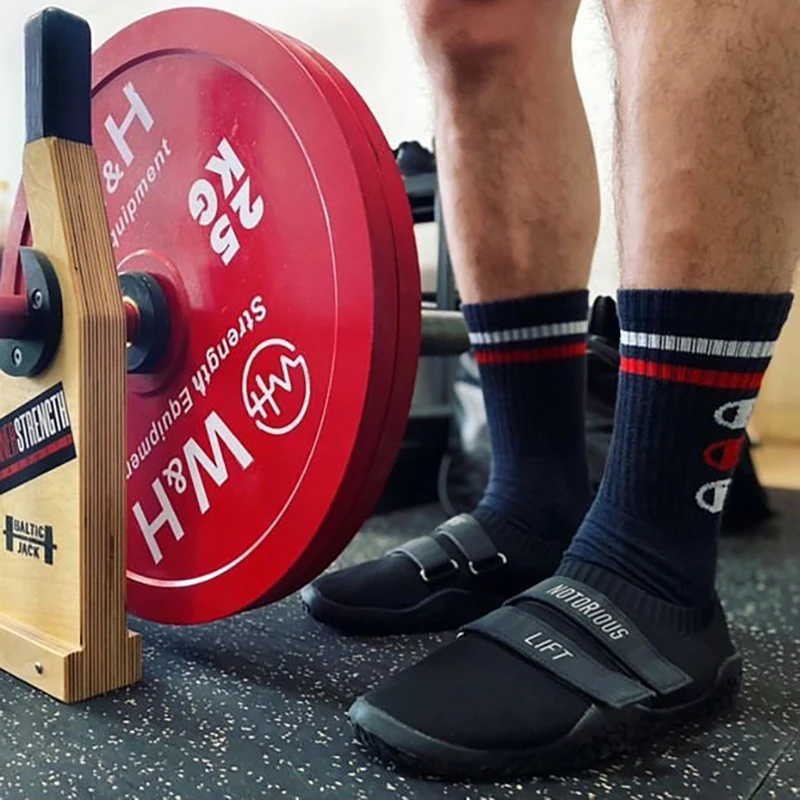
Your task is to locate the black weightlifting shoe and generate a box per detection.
[349,562,742,780]
[300,514,565,635]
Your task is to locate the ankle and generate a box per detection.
[472,505,569,567]
[474,469,590,553]
[481,459,591,527]
[564,504,719,607]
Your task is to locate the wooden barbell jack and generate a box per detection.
[0,8,142,702]
[0,6,471,700]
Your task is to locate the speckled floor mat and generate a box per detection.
[0,491,797,800]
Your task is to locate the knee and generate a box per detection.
[408,0,579,83]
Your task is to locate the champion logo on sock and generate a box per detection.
[619,330,776,389]
[703,437,745,471]
[714,398,757,429]
[695,397,756,514]
[469,320,589,366]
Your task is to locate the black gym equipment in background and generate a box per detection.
[379,142,456,512]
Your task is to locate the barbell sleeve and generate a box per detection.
[420,309,470,357]
[1,292,471,359]
[0,290,141,343]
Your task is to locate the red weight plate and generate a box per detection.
[109,10,399,624]
[248,27,400,605]
[258,34,420,600]
[299,43,422,555]
[6,8,400,625]
[265,34,422,599]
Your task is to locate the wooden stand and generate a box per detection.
[0,9,141,703]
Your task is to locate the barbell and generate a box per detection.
[0,249,468,372]
[0,7,469,628]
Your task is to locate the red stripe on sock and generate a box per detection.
[620,357,765,390]
[474,342,588,365]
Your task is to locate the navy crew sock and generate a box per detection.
[462,290,592,564]
[564,290,793,607]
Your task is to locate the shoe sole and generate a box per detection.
[300,583,501,636]
[349,653,743,780]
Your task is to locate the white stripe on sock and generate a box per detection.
[468,320,589,346]
[619,330,776,359]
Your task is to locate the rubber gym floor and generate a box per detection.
[0,491,797,800]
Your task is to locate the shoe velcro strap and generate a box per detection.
[515,577,692,696]
[434,515,507,575]
[463,606,655,709]
[389,537,458,583]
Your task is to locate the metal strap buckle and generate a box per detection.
[420,558,459,584]
[467,551,508,576]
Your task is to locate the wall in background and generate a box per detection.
[0,0,619,296]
